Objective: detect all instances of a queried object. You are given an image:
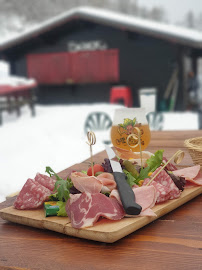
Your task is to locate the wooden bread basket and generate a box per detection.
[184,137,202,168]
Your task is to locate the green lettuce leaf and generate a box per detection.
[136,166,151,181]
[146,150,164,172]
[56,201,67,217]
[123,169,139,187]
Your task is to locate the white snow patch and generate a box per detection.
[0,103,123,202]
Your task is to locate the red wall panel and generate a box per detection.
[27,49,119,84]
[27,52,70,84]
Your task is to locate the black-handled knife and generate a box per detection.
[105,145,142,215]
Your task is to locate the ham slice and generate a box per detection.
[173,165,200,179]
[110,186,157,216]
[96,173,116,192]
[173,165,202,187]
[143,167,181,203]
[66,192,125,228]
[35,173,56,192]
[192,171,202,185]
[70,172,102,193]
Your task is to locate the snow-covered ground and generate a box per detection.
[0,101,200,203]
[0,103,123,203]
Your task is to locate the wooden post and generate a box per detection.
[177,47,187,111]
[192,55,198,76]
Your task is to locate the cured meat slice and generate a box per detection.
[66,192,125,228]
[162,157,178,171]
[145,181,171,203]
[114,147,153,160]
[35,173,56,192]
[173,165,202,187]
[190,171,202,185]
[173,165,200,179]
[70,172,103,193]
[143,167,181,203]
[114,147,153,166]
[110,186,157,216]
[14,178,51,210]
[96,173,116,192]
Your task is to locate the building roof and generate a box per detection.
[1,6,202,51]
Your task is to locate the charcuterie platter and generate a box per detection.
[0,186,201,243]
[1,109,202,243]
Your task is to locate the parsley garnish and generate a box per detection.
[46,166,73,202]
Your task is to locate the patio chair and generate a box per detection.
[146,112,164,131]
[84,111,112,144]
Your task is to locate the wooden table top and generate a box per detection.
[0,130,202,270]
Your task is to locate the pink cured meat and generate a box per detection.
[14,178,51,210]
[66,192,125,228]
[173,165,202,187]
[144,181,171,203]
[97,173,116,192]
[190,171,202,185]
[110,186,157,216]
[162,157,178,171]
[173,165,200,179]
[143,167,181,203]
[70,172,103,193]
[35,173,56,192]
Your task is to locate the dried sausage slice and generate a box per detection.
[14,178,51,210]
[35,173,56,192]
[143,167,181,203]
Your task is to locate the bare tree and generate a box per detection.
[185,10,195,28]
[139,6,149,19]
[195,12,202,31]
[149,7,165,22]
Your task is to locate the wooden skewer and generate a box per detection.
[126,127,143,167]
[136,127,143,168]
[146,150,184,186]
[86,131,96,176]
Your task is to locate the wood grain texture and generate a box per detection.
[0,130,202,270]
[0,187,201,243]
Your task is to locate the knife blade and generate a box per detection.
[105,145,142,215]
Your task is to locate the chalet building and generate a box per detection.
[0,6,202,110]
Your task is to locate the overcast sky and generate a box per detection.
[139,0,202,23]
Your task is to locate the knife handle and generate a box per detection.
[113,172,142,215]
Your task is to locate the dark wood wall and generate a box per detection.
[4,19,179,109]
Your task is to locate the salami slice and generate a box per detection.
[162,157,178,171]
[35,173,56,192]
[143,167,181,203]
[14,178,51,210]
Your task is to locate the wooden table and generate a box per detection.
[0,82,37,125]
[0,130,202,270]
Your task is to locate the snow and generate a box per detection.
[0,101,200,203]
[1,6,202,49]
[0,61,10,78]
[0,75,36,86]
[0,103,123,203]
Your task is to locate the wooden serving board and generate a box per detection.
[0,186,201,243]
